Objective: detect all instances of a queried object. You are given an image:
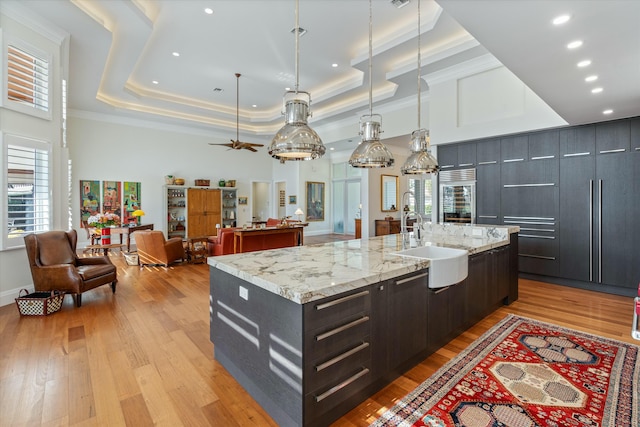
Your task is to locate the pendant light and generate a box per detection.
[269,0,325,162]
[349,0,394,168]
[401,0,439,175]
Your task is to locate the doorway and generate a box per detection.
[275,181,286,219]
[251,181,272,222]
[332,179,360,235]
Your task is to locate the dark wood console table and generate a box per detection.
[111,224,154,251]
[233,226,303,254]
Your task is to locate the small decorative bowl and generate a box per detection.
[174,178,185,185]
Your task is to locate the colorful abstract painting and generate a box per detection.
[102,181,122,218]
[123,181,141,225]
[80,180,100,225]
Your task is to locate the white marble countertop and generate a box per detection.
[208,224,519,304]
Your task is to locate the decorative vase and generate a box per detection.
[101,228,111,245]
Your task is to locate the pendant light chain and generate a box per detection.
[368,0,373,116]
[295,0,300,94]
[236,73,240,142]
[417,0,421,129]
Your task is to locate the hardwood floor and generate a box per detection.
[0,247,636,427]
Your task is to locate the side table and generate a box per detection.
[186,236,209,264]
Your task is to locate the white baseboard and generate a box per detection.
[1,284,34,307]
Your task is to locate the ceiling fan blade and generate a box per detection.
[245,146,258,152]
[209,143,235,147]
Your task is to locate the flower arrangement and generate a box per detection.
[87,212,121,229]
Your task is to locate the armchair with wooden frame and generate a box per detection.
[24,229,118,307]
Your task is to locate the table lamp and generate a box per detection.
[294,208,304,221]
[132,209,145,225]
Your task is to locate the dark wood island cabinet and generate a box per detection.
[209,229,518,426]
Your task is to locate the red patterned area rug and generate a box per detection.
[371,315,639,427]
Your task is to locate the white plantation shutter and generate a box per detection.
[4,135,51,248]
[4,42,51,119]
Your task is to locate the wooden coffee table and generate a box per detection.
[84,243,126,256]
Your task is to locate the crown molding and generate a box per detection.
[0,0,68,44]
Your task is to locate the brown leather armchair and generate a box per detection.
[24,229,117,307]
[134,230,186,266]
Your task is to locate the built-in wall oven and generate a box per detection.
[438,168,476,224]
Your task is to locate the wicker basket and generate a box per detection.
[15,289,65,316]
[195,179,210,186]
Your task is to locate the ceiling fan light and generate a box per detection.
[269,96,325,161]
[349,117,394,168]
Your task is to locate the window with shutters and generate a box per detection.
[408,177,433,217]
[3,40,51,120]
[3,134,51,249]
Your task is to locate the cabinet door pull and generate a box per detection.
[315,342,370,372]
[504,216,555,221]
[315,290,369,310]
[519,234,555,239]
[531,155,555,160]
[563,152,590,157]
[598,179,602,283]
[315,368,370,402]
[519,227,555,232]
[503,158,524,163]
[503,183,555,188]
[635,147,640,151]
[478,161,497,165]
[599,148,626,154]
[458,163,474,167]
[589,179,593,282]
[519,254,556,260]
[315,316,369,341]
[431,286,450,294]
[396,272,429,285]
[440,164,455,169]
[504,220,555,225]
[478,215,498,219]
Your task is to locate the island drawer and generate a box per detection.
[304,288,371,332]
[305,338,371,392]
[304,363,372,422]
[305,313,371,359]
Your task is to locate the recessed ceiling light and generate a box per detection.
[567,40,583,49]
[591,87,603,94]
[577,60,591,68]
[252,104,257,108]
[552,14,571,25]
[152,80,159,85]
[172,52,180,57]
[330,147,335,151]
[332,63,338,68]
[204,7,213,14]
[285,87,291,91]
[603,109,613,115]
[585,75,598,82]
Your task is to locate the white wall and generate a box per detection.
[426,57,567,145]
[0,8,68,307]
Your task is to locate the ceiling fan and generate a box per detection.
[209,73,264,152]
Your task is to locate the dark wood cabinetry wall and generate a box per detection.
[438,116,640,296]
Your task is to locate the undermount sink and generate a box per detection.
[390,246,468,289]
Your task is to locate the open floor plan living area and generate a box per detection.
[1,0,638,426]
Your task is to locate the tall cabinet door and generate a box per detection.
[188,188,221,237]
[559,155,595,282]
[596,152,634,289]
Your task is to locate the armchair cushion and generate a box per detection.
[24,230,117,307]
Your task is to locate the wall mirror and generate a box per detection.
[381,175,398,212]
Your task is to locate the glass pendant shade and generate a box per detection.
[269,93,325,161]
[401,129,439,174]
[349,115,394,168]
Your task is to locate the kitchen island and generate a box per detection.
[209,224,519,427]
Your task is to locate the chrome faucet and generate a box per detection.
[400,191,424,248]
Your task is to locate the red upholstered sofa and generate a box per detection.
[207,226,301,256]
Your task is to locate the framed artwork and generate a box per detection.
[289,195,297,204]
[123,181,141,225]
[102,181,122,218]
[80,180,100,225]
[306,181,325,222]
[238,196,248,205]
